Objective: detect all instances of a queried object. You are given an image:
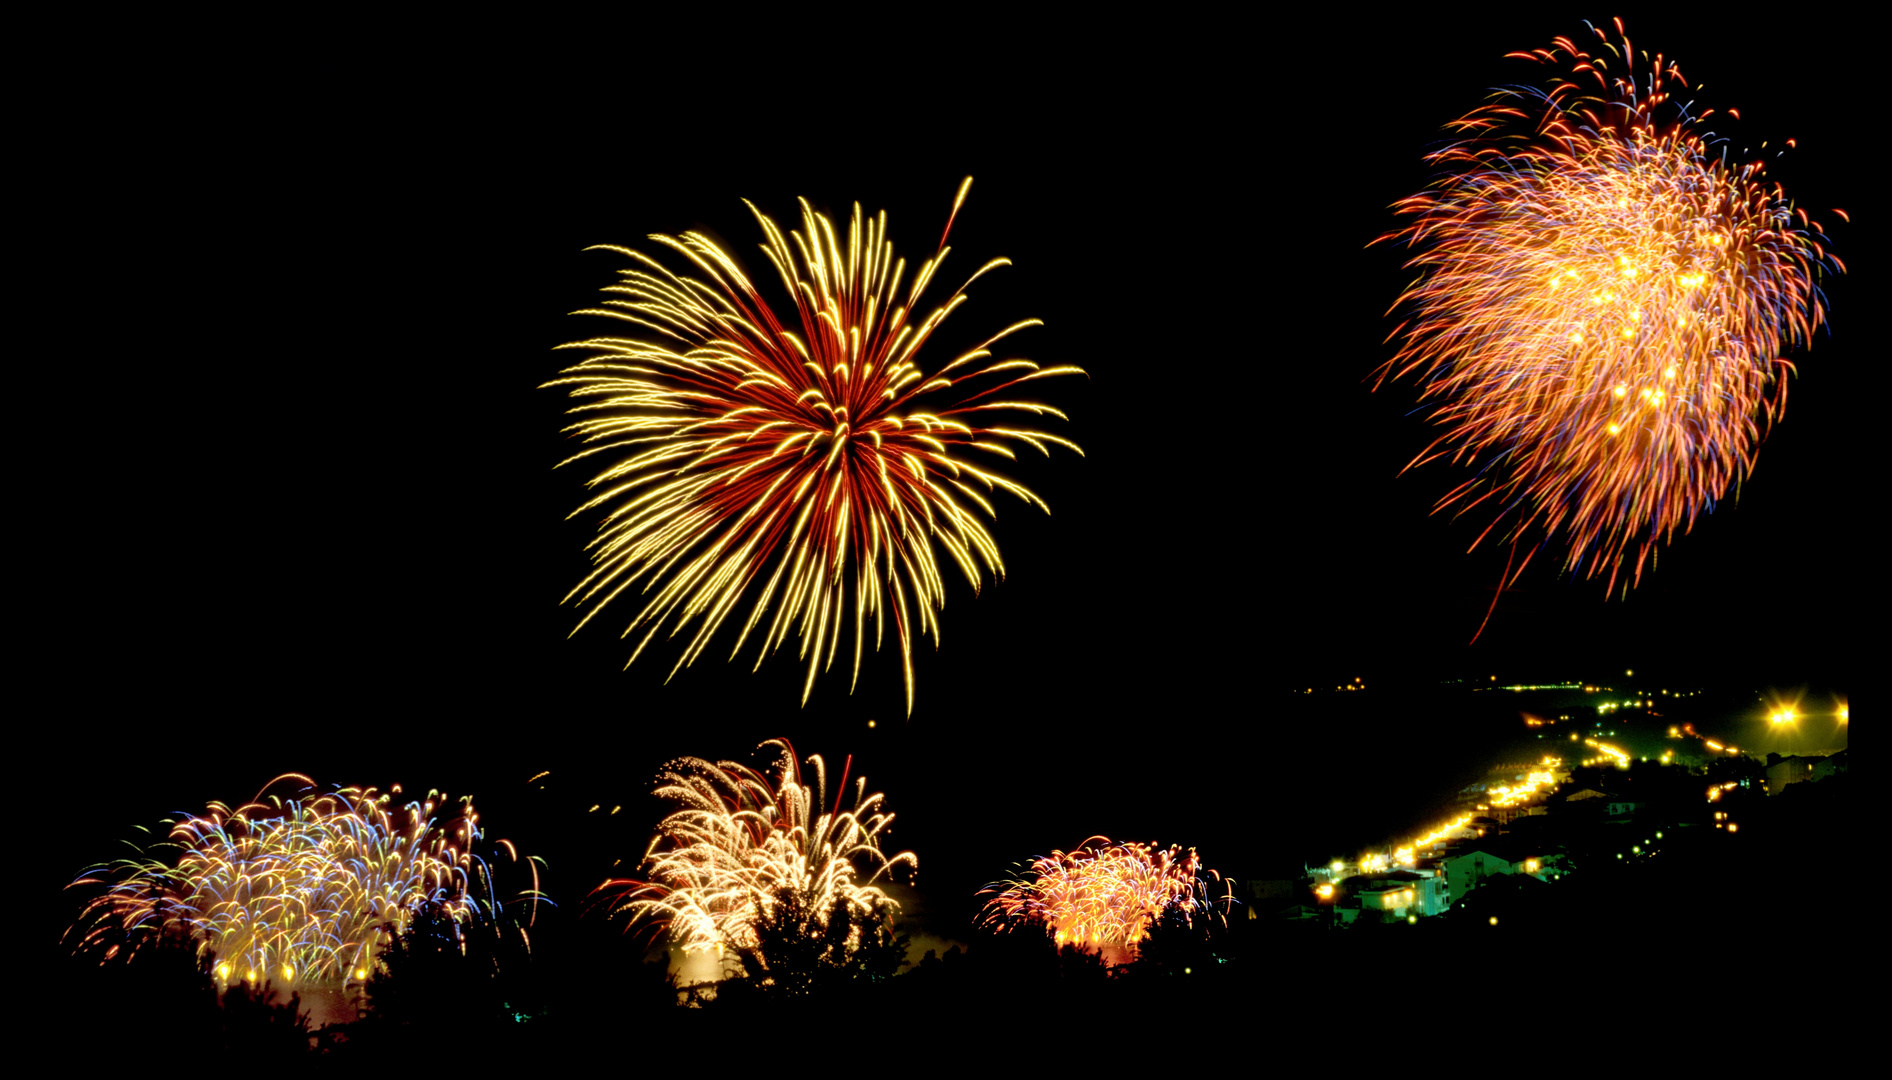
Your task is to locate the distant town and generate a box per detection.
[1267,681,1849,928]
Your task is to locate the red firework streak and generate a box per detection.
[546,178,1085,712]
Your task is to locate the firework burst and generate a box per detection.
[979,837,1232,948]
[66,774,539,988]
[598,740,915,959]
[1373,19,1841,605]
[545,178,1084,713]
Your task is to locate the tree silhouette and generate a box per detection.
[48,922,316,1056]
[354,903,541,1035]
[714,887,908,1005]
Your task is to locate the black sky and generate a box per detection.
[47,14,1863,940]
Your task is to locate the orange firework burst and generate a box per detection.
[979,837,1232,948]
[1374,19,1841,603]
[546,179,1084,713]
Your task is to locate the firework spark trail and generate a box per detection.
[545,178,1084,714]
[66,774,540,988]
[979,837,1232,948]
[1373,19,1842,606]
[599,740,916,956]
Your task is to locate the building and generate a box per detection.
[1489,804,1549,827]
[1562,787,1642,818]
[1765,753,1836,796]
[1408,870,1449,916]
[1441,842,1560,904]
[1443,849,1513,904]
[1341,869,1450,918]
[1359,882,1417,918]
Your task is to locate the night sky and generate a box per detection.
[49,15,1861,961]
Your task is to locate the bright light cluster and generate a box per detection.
[545,178,1084,714]
[1583,739,1631,768]
[1393,814,1476,867]
[67,775,527,988]
[1677,723,1742,756]
[1489,757,1566,807]
[600,741,915,955]
[980,837,1231,947]
[1375,19,1840,594]
[1386,759,1565,868]
[1366,887,1416,912]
